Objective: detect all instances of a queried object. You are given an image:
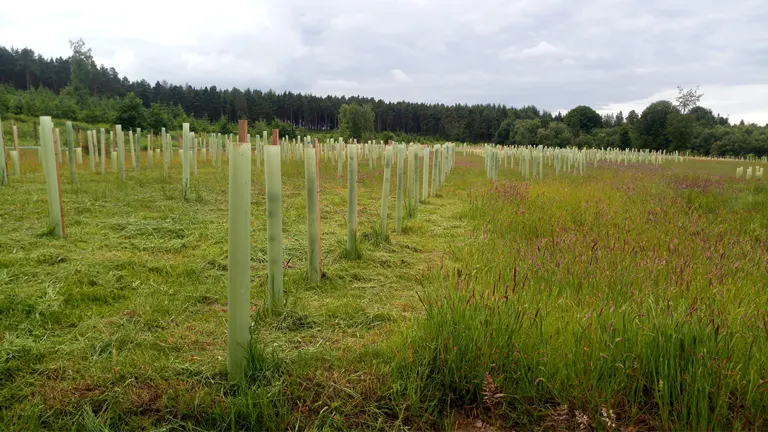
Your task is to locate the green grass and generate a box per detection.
[1,147,767,430]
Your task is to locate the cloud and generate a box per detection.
[0,0,766,124]
[391,69,412,83]
[499,41,567,59]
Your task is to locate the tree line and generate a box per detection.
[1,41,767,157]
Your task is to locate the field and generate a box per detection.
[2,141,768,431]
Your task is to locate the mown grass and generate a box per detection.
[1,147,767,430]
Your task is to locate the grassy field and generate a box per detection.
[1,146,767,431]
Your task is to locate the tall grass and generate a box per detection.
[390,169,768,430]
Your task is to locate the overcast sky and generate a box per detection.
[2,0,767,124]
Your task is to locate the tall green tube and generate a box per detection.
[395,144,405,233]
[100,129,106,175]
[347,144,358,258]
[305,146,321,282]
[192,134,198,176]
[66,121,76,183]
[129,131,135,168]
[337,139,344,177]
[414,146,420,211]
[441,144,447,185]
[10,151,19,177]
[162,128,169,177]
[39,117,64,238]
[210,133,216,167]
[264,144,284,314]
[147,133,153,168]
[87,130,95,172]
[406,146,415,219]
[116,125,126,182]
[431,144,439,196]
[422,147,430,202]
[135,128,141,170]
[110,131,117,171]
[182,123,190,199]
[227,126,251,382]
[0,116,7,186]
[218,134,223,172]
[380,146,392,238]
[55,129,62,164]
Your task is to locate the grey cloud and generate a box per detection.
[3,0,766,121]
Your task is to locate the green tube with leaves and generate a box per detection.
[66,121,76,183]
[227,125,251,381]
[264,144,284,314]
[380,146,392,239]
[116,125,126,182]
[304,146,321,282]
[0,116,7,186]
[347,144,358,258]
[39,117,64,238]
[395,144,405,233]
[182,123,190,199]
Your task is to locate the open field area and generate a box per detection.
[2,143,768,431]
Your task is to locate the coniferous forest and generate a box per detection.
[1,41,767,156]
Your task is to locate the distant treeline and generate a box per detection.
[1,43,767,156]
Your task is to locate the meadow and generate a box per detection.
[1,131,768,431]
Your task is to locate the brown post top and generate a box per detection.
[238,120,248,144]
[271,129,279,146]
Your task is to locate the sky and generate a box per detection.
[1,0,767,124]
